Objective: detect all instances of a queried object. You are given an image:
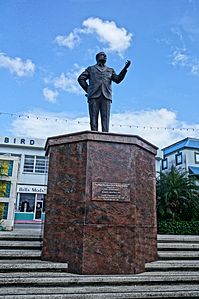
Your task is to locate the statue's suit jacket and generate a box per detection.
[78,64,127,101]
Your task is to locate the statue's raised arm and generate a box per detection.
[124,60,131,70]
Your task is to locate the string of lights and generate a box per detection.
[0,111,198,132]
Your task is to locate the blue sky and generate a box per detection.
[0,0,199,148]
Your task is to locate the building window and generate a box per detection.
[0,181,11,197]
[23,155,34,172]
[17,193,46,215]
[162,158,168,170]
[0,202,9,219]
[18,193,35,212]
[175,152,182,165]
[37,194,46,212]
[11,154,21,158]
[0,160,13,176]
[195,153,199,164]
[35,157,47,173]
[23,155,48,174]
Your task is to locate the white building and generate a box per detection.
[0,136,48,223]
[161,137,199,176]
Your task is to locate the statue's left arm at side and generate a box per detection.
[78,68,90,93]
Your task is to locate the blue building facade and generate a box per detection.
[161,137,199,177]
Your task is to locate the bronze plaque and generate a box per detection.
[92,182,130,202]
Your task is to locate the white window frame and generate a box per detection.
[23,155,48,174]
[162,158,168,170]
[195,152,199,164]
[175,152,182,166]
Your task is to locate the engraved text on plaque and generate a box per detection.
[92,182,130,202]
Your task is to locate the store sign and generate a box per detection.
[0,136,46,148]
[17,185,47,194]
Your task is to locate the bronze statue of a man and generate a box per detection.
[77,52,131,132]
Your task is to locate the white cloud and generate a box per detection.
[10,108,199,149]
[55,17,132,56]
[82,17,132,55]
[0,53,35,77]
[55,30,80,49]
[42,64,85,100]
[191,63,199,75]
[171,50,189,67]
[54,73,81,94]
[53,64,85,95]
[10,111,89,139]
[43,88,59,103]
[171,49,199,76]
[157,27,199,76]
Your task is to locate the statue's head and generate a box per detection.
[96,52,107,64]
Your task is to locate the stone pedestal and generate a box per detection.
[42,131,158,275]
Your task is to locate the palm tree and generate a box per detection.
[156,166,199,221]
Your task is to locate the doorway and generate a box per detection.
[34,201,43,220]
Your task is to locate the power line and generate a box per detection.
[0,111,198,132]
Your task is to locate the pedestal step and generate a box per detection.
[158,251,199,260]
[0,240,42,249]
[158,243,199,250]
[0,249,41,259]
[0,261,68,273]
[1,232,199,298]
[1,272,199,286]
[146,260,199,271]
[1,284,199,299]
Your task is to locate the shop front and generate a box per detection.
[15,185,47,222]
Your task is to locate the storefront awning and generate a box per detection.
[189,166,199,175]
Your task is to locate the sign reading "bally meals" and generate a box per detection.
[17,185,47,194]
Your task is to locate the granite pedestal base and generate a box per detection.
[42,131,158,275]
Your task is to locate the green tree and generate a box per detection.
[156,166,199,221]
